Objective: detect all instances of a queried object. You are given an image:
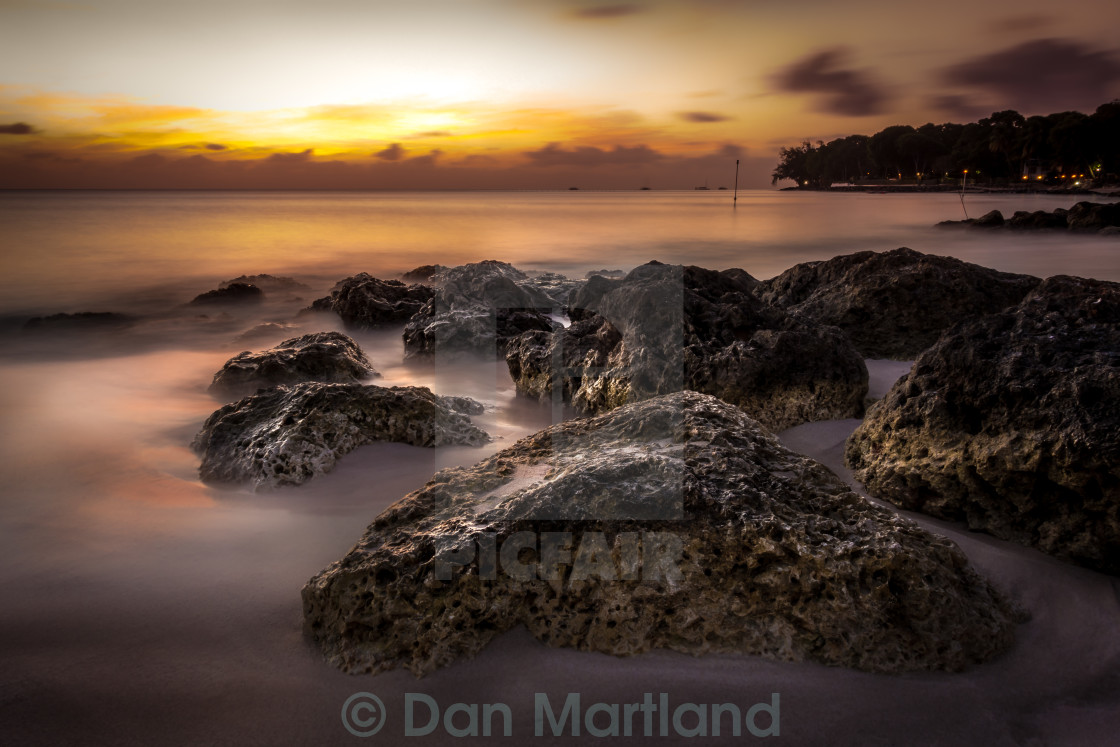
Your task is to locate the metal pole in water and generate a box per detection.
[959,169,969,219]
[733,159,739,206]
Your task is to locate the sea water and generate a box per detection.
[0,189,1117,744]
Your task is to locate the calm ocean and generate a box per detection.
[2,189,1116,314]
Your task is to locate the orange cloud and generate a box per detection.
[0,86,772,189]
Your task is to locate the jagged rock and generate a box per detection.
[190,282,264,305]
[1066,201,1120,231]
[846,275,1120,574]
[220,274,309,293]
[192,382,488,489]
[938,202,1120,233]
[302,391,1017,677]
[757,248,1039,359]
[567,273,620,322]
[23,312,134,332]
[506,262,865,431]
[208,331,377,399]
[525,271,583,307]
[936,218,974,228]
[402,260,558,359]
[585,269,624,279]
[721,267,760,289]
[1008,210,1069,230]
[308,273,433,328]
[974,209,1005,227]
[400,265,447,283]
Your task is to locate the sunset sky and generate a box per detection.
[1,0,1118,189]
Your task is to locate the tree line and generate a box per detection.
[771,101,1120,188]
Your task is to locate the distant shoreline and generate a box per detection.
[780,184,1120,197]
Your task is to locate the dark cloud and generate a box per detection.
[266,149,313,163]
[985,14,1056,35]
[771,48,886,117]
[204,143,228,151]
[570,4,644,20]
[678,111,732,123]
[0,122,36,135]
[939,38,1120,115]
[524,142,665,167]
[0,142,780,190]
[407,131,452,139]
[406,149,443,168]
[376,143,405,161]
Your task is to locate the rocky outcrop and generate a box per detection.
[721,267,760,290]
[208,331,377,399]
[1067,200,1120,231]
[189,282,264,305]
[974,209,1005,227]
[308,273,434,328]
[402,260,558,359]
[1008,209,1070,230]
[937,201,1120,234]
[400,265,447,283]
[302,391,1017,677]
[525,271,583,308]
[220,274,309,293]
[505,262,865,431]
[192,383,488,489]
[846,275,1120,574]
[757,248,1039,359]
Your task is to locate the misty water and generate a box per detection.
[1,189,1118,744]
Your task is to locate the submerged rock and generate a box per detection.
[220,274,309,293]
[190,282,264,306]
[506,262,865,431]
[937,201,1120,235]
[846,275,1120,574]
[192,382,488,489]
[402,260,558,359]
[1007,209,1069,230]
[1067,201,1120,232]
[974,209,1006,228]
[309,273,434,328]
[302,391,1017,677]
[757,247,1039,359]
[208,331,377,399]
